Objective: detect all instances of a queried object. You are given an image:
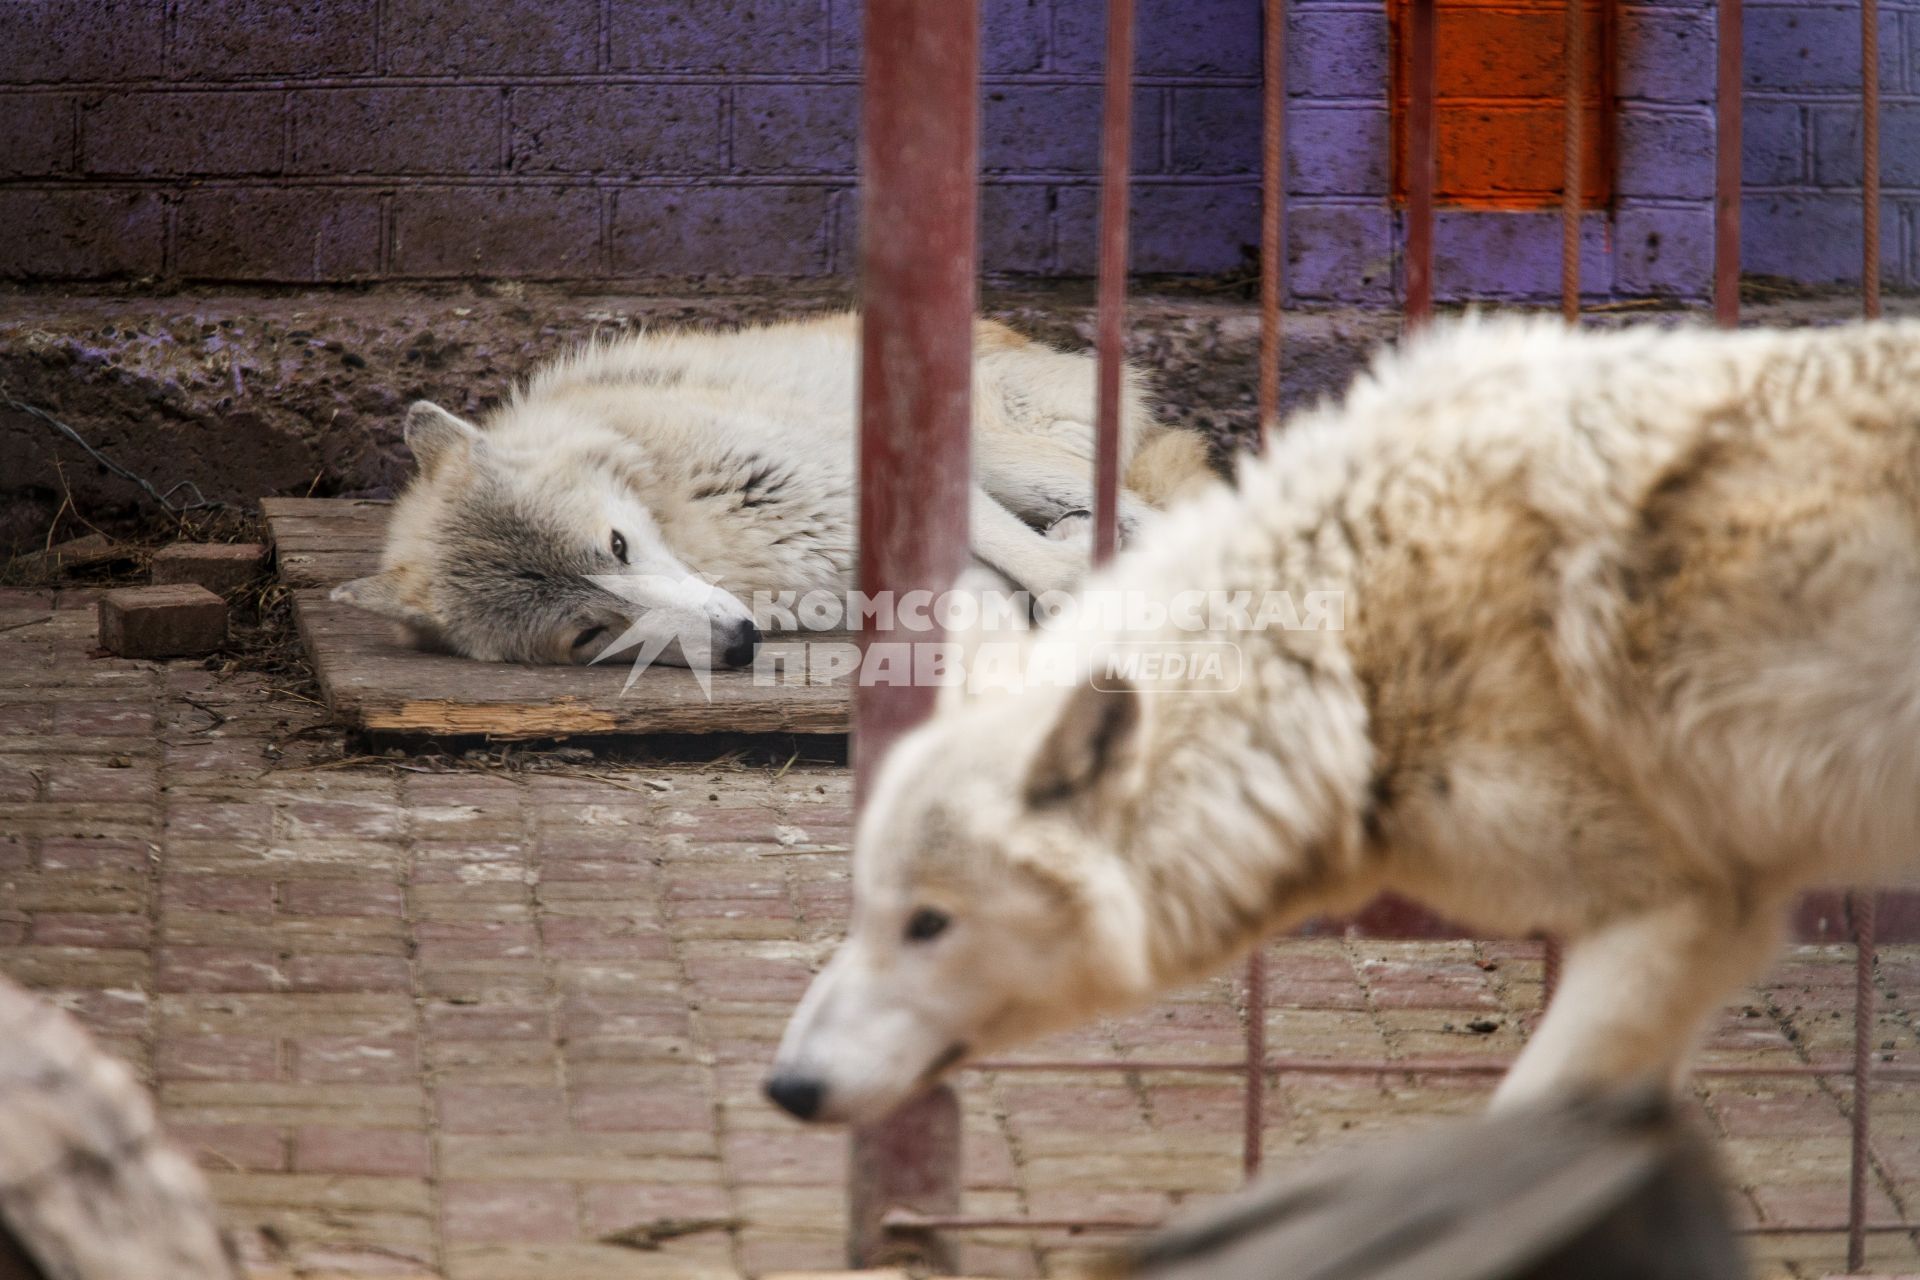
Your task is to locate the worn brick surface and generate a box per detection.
[98,583,227,658]
[1,606,1917,1278]
[150,543,269,595]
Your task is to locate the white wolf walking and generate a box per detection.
[768,316,1920,1124]
[332,312,1212,667]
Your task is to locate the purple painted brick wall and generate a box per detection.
[0,0,1263,283]
[0,0,1897,296]
[1742,0,1918,285]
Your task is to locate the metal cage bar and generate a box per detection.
[1404,0,1437,326]
[1094,0,1136,566]
[1259,0,1288,447]
[1863,0,1882,319]
[848,0,979,1265]
[1715,0,1742,325]
[1562,0,1584,322]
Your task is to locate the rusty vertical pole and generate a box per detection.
[1542,938,1562,1007]
[1405,0,1437,328]
[1244,949,1268,1179]
[1847,890,1877,1273]
[1715,0,1742,325]
[1863,0,1882,318]
[1259,0,1288,447]
[848,0,976,1266]
[1561,0,1584,323]
[1094,0,1136,565]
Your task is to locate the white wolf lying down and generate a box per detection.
[331,313,1213,668]
[768,316,1920,1124]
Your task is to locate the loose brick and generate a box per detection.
[391,186,602,278]
[150,542,267,595]
[171,0,376,76]
[291,87,503,175]
[508,85,721,175]
[98,584,227,659]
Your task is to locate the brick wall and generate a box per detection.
[0,0,1898,296]
[0,0,1264,283]
[1742,0,1917,286]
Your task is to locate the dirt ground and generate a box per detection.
[2,564,1919,1279]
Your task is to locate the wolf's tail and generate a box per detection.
[1126,426,1219,508]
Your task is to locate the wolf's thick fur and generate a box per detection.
[332,313,1214,665]
[769,317,1920,1124]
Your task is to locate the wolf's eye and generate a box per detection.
[572,625,608,651]
[610,530,629,564]
[904,908,950,943]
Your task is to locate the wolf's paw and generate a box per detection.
[1043,509,1094,549]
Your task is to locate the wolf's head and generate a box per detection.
[332,401,761,668]
[766,677,1157,1124]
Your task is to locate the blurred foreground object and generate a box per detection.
[0,978,237,1280]
[1127,1089,1743,1280]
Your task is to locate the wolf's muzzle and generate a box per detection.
[763,1073,823,1120]
[718,619,762,669]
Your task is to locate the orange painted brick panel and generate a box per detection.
[1392,0,1616,208]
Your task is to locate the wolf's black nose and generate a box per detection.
[764,1073,824,1120]
[720,620,762,669]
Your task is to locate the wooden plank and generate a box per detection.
[265,499,852,740]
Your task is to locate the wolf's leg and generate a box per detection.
[969,487,1090,599]
[973,436,1159,541]
[1491,893,1785,1109]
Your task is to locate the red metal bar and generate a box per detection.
[1715,0,1742,325]
[1848,890,1877,1273]
[1561,0,1583,323]
[850,0,978,1265]
[1244,951,1268,1179]
[1093,0,1136,566]
[1258,0,1287,446]
[1863,0,1882,318]
[1404,0,1437,327]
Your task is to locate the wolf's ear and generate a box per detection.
[331,569,439,630]
[404,401,481,475]
[1023,675,1142,807]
